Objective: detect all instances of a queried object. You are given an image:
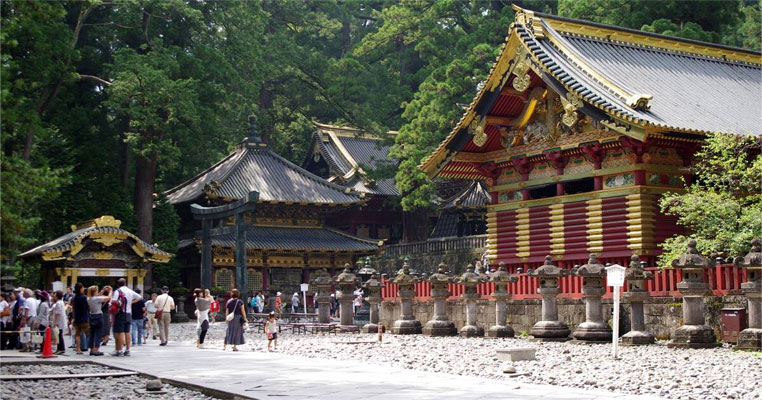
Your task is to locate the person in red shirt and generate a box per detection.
[209,294,220,325]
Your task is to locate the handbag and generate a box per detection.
[155,295,168,320]
[225,300,241,322]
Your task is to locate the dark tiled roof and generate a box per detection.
[429,213,459,239]
[18,226,171,262]
[306,124,400,197]
[528,21,761,135]
[206,226,381,252]
[165,140,363,205]
[440,181,490,210]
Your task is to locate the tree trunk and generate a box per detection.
[134,151,157,242]
[119,117,131,190]
[402,208,429,243]
[257,84,273,144]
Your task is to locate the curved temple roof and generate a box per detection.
[165,138,365,205]
[307,123,399,197]
[420,6,761,178]
[19,216,172,263]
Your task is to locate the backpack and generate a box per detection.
[110,289,127,314]
[250,297,258,308]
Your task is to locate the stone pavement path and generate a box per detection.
[2,344,664,400]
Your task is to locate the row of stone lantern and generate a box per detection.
[313,238,761,351]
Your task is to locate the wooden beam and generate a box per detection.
[486,115,513,126]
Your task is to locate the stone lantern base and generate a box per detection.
[667,324,721,348]
[423,320,457,336]
[530,320,570,341]
[571,321,612,342]
[460,324,484,338]
[735,328,762,351]
[391,319,422,335]
[487,324,515,338]
[621,330,654,346]
[362,323,384,334]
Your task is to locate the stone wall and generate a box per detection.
[380,294,747,340]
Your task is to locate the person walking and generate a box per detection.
[155,286,175,346]
[265,312,278,351]
[291,292,300,314]
[110,278,141,356]
[223,289,247,352]
[145,293,159,340]
[193,289,210,349]
[209,295,220,324]
[86,286,109,356]
[130,289,146,346]
[275,292,282,316]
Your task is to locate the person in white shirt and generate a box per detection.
[21,289,38,352]
[154,286,175,346]
[49,290,68,354]
[110,278,142,356]
[144,293,159,340]
[291,292,300,314]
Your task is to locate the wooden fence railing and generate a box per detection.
[382,235,487,259]
[380,263,748,301]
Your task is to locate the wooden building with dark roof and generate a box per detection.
[303,123,404,244]
[166,119,382,296]
[420,6,761,270]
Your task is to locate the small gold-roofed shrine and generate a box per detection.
[166,117,382,297]
[420,6,761,271]
[18,215,172,291]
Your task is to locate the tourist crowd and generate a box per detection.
[1,283,367,356]
[0,278,189,356]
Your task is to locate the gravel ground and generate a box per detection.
[1,363,109,375]
[1,363,222,399]
[171,321,762,400]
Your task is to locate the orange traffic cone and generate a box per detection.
[37,327,57,359]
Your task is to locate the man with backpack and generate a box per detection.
[110,278,141,356]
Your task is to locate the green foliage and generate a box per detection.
[658,134,762,267]
[1,0,760,276]
[151,194,180,288]
[739,1,762,52]
[641,18,714,42]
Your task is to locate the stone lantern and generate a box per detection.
[457,263,488,337]
[668,239,720,348]
[572,254,612,342]
[335,263,360,329]
[310,268,334,324]
[488,262,518,337]
[622,254,654,345]
[423,263,456,336]
[391,260,422,334]
[529,255,571,341]
[362,268,386,334]
[734,238,762,351]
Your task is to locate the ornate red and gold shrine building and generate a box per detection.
[420,6,761,269]
[18,216,172,291]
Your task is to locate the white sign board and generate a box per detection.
[605,264,626,287]
[300,283,309,314]
[605,263,625,359]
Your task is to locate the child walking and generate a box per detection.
[265,312,278,351]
